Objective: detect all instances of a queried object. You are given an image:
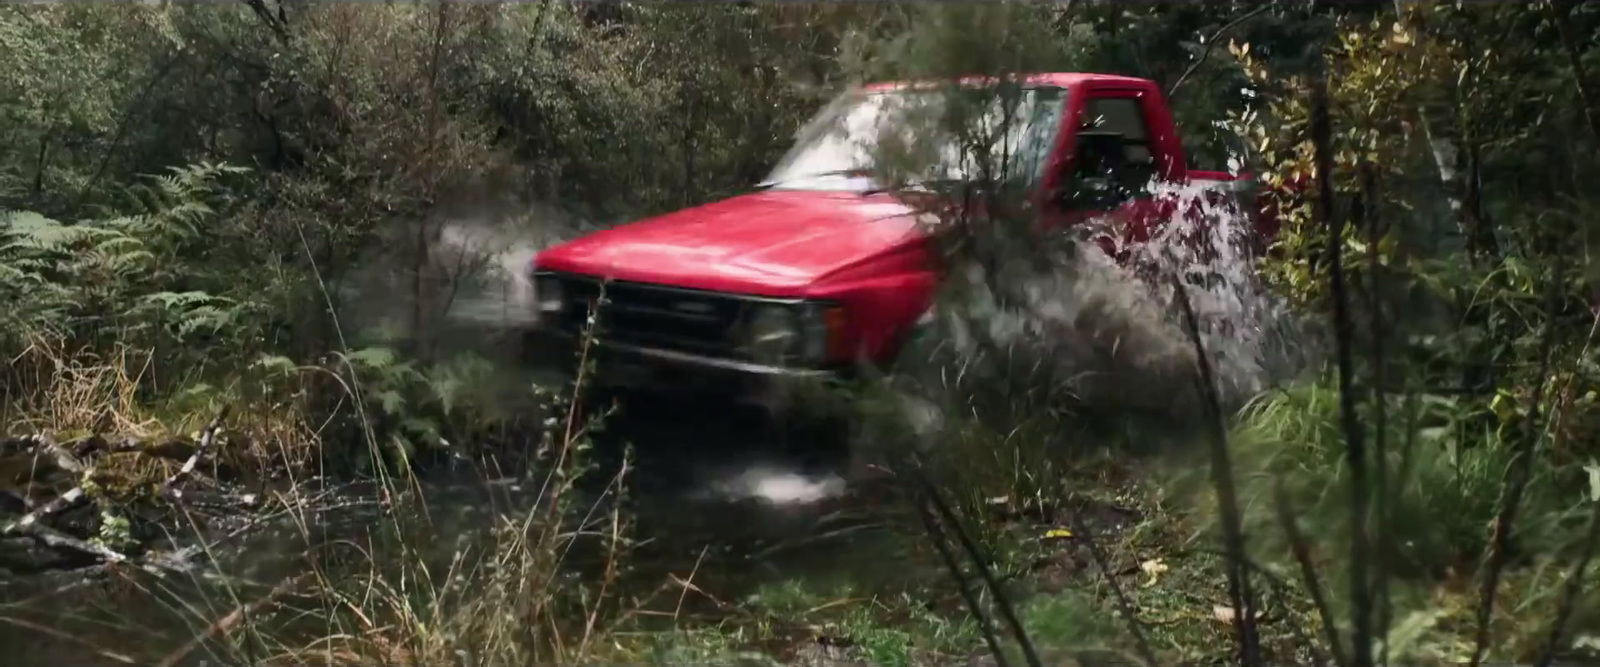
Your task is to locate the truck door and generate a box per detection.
[1040,86,1179,262]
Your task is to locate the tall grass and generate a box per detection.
[124,305,655,666]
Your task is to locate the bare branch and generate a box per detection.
[242,0,289,43]
[1,487,86,537]
[1357,161,1397,667]
[910,479,1013,667]
[159,410,231,501]
[1470,249,1564,667]
[1167,4,1274,99]
[909,463,1043,667]
[153,571,312,667]
[1310,47,1375,667]
[1551,2,1600,147]
[1066,504,1161,667]
[1170,269,1262,667]
[1275,477,1350,667]
[1535,481,1600,667]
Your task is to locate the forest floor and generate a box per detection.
[0,394,1313,667]
[0,383,1592,666]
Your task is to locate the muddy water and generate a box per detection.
[0,398,928,667]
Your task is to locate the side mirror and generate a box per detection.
[1058,130,1128,211]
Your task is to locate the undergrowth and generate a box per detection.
[6,3,1600,667]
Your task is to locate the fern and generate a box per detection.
[345,346,400,370]
[1,162,265,370]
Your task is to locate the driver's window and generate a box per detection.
[1082,96,1156,193]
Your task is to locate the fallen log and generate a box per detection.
[1,410,231,576]
[1,487,86,536]
[159,409,230,502]
[31,433,86,475]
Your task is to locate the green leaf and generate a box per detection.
[2,210,56,231]
[346,347,398,370]
[375,389,406,415]
[252,354,298,374]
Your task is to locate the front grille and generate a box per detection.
[544,275,763,358]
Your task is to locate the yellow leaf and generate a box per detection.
[1490,391,1518,422]
[1043,528,1073,539]
[1213,604,1264,623]
[1140,558,1169,586]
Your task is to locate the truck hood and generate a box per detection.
[532,189,928,295]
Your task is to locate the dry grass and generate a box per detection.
[189,420,648,666]
[3,331,322,492]
[5,332,163,439]
[115,319,673,667]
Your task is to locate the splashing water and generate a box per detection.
[430,210,584,329]
[903,175,1314,424]
[702,466,849,505]
[431,220,540,328]
[1119,178,1314,402]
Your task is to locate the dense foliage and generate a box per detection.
[3,1,1599,665]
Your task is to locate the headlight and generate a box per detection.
[744,302,841,367]
[746,305,799,365]
[535,275,565,314]
[795,303,831,363]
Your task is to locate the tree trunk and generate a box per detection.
[31,135,49,198]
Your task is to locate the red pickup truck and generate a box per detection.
[525,72,1278,410]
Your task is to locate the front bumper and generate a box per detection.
[522,328,842,409]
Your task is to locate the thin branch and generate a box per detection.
[153,571,311,667]
[18,522,173,577]
[1066,505,1160,667]
[911,483,1013,667]
[74,55,180,208]
[1534,475,1600,667]
[1167,3,1274,99]
[1170,270,1262,667]
[2,487,86,536]
[159,409,231,501]
[911,464,1043,667]
[31,135,49,198]
[242,0,290,43]
[0,615,137,665]
[1310,50,1375,667]
[1359,161,1395,667]
[32,433,83,473]
[1551,2,1600,147]
[1469,249,1564,667]
[1274,477,1350,667]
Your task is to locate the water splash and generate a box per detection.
[899,175,1315,426]
[431,220,542,328]
[431,207,582,329]
[1117,178,1315,403]
[702,465,848,505]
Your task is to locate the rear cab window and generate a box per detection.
[1074,93,1161,196]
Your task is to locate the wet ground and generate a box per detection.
[0,276,949,665]
[0,392,934,667]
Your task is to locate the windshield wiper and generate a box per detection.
[754,168,875,190]
[860,176,966,197]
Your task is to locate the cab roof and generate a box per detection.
[859,72,1152,93]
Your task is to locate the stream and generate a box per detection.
[0,394,936,667]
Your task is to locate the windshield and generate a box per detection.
[761,85,1069,192]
